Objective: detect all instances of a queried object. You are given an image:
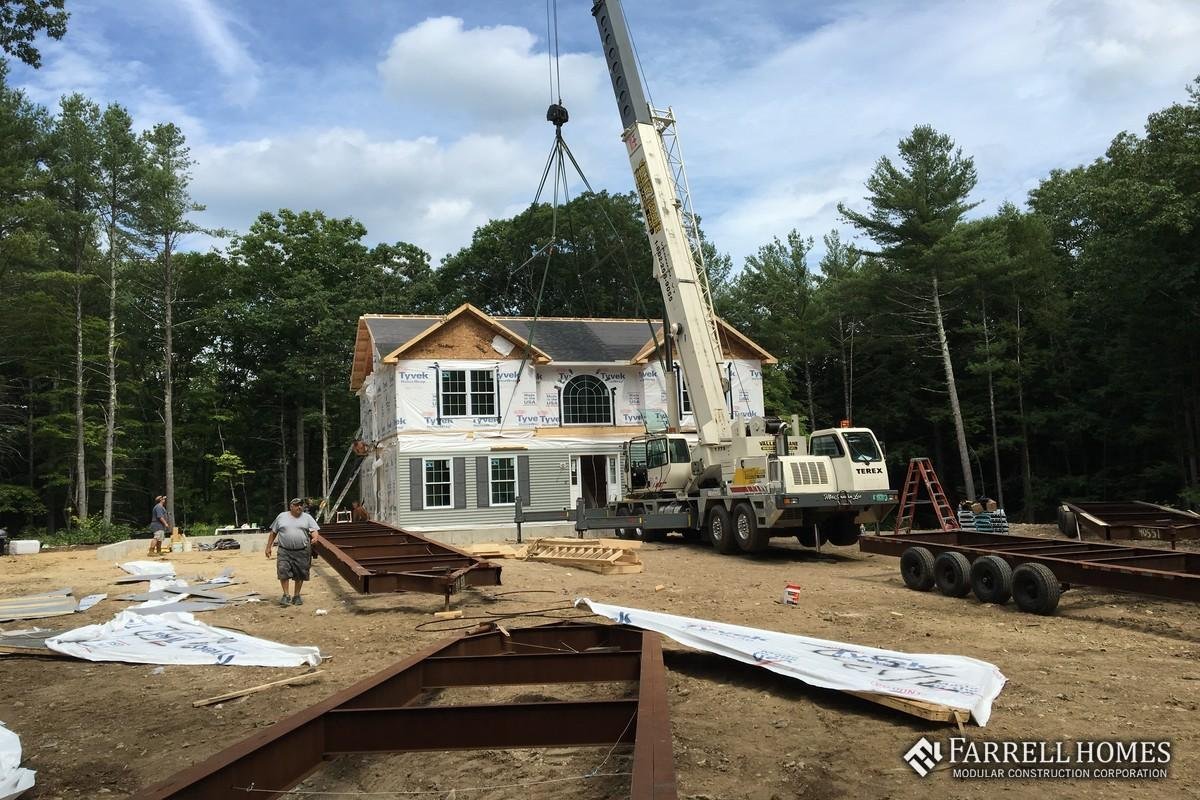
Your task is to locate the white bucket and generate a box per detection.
[10,540,40,555]
[170,542,184,553]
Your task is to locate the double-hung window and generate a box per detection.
[489,456,517,505]
[440,369,496,417]
[424,458,452,508]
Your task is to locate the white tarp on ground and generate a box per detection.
[577,599,1007,726]
[119,561,175,577]
[0,721,34,800]
[44,611,322,667]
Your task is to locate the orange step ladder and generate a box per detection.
[894,457,961,533]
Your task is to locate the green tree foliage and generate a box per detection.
[437,191,661,319]
[840,124,982,499]
[0,0,67,68]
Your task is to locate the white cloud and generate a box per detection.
[190,128,550,262]
[377,16,608,132]
[176,0,261,107]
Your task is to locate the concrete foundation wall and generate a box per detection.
[95,532,270,560]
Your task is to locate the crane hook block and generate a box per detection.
[546,103,569,127]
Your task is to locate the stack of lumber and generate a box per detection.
[461,543,524,559]
[523,537,643,575]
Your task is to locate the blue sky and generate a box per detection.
[10,0,1200,268]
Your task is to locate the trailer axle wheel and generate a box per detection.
[970,555,1013,605]
[899,546,936,591]
[1012,563,1062,615]
[934,551,972,597]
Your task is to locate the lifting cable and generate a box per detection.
[499,0,672,429]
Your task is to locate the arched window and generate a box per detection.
[562,375,612,425]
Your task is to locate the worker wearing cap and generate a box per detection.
[265,498,321,606]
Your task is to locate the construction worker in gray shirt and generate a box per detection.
[265,498,322,606]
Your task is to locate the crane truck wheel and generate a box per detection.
[933,551,972,597]
[1011,563,1062,615]
[705,505,737,554]
[733,503,769,553]
[899,547,936,591]
[818,513,860,547]
[969,555,1013,604]
[795,524,817,548]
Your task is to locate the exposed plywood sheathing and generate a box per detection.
[533,424,644,438]
[383,304,551,364]
[631,318,777,365]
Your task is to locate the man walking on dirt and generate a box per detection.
[148,495,170,556]
[265,498,321,606]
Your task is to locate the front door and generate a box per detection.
[570,455,610,508]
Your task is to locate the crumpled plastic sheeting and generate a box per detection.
[45,611,321,667]
[119,561,175,577]
[578,598,1007,726]
[0,721,35,800]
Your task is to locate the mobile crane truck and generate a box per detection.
[581,0,896,554]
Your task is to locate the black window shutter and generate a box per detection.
[475,455,490,508]
[453,457,467,509]
[517,455,531,507]
[409,458,423,511]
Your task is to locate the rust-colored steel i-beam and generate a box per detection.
[314,520,502,604]
[129,622,677,800]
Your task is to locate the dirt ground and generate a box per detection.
[1,524,1198,800]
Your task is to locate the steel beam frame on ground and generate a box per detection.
[130,621,677,800]
[314,520,502,604]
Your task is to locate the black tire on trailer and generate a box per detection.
[733,503,769,553]
[1012,563,1062,615]
[681,528,703,543]
[899,546,936,591]
[933,551,972,597]
[970,555,1013,604]
[1055,504,1067,535]
[1061,510,1080,539]
[705,505,737,554]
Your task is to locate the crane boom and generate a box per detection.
[592,0,732,475]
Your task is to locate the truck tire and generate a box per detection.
[970,555,1013,604]
[733,503,769,553]
[818,513,860,547]
[899,546,936,591]
[681,529,703,543]
[796,524,817,548]
[933,551,972,597]
[1012,563,1062,615]
[705,505,737,554]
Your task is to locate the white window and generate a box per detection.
[672,363,693,414]
[423,458,452,508]
[489,456,517,505]
[441,369,496,417]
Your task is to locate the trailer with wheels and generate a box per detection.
[859,530,1200,615]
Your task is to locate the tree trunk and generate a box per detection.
[321,383,330,501]
[163,239,176,527]
[803,350,816,430]
[74,246,88,521]
[838,313,850,422]
[931,272,976,500]
[103,221,118,523]
[296,404,306,499]
[279,407,288,507]
[981,300,1004,509]
[1015,299,1034,521]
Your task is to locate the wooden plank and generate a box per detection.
[192,671,324,708]
[847,690,970,724]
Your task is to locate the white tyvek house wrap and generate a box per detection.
[536,364,644,428]
[0,721,34,800]
[45,611,322,667]
[392,359,534,431]
[639,359,765,428]
[578,599,1006,726]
